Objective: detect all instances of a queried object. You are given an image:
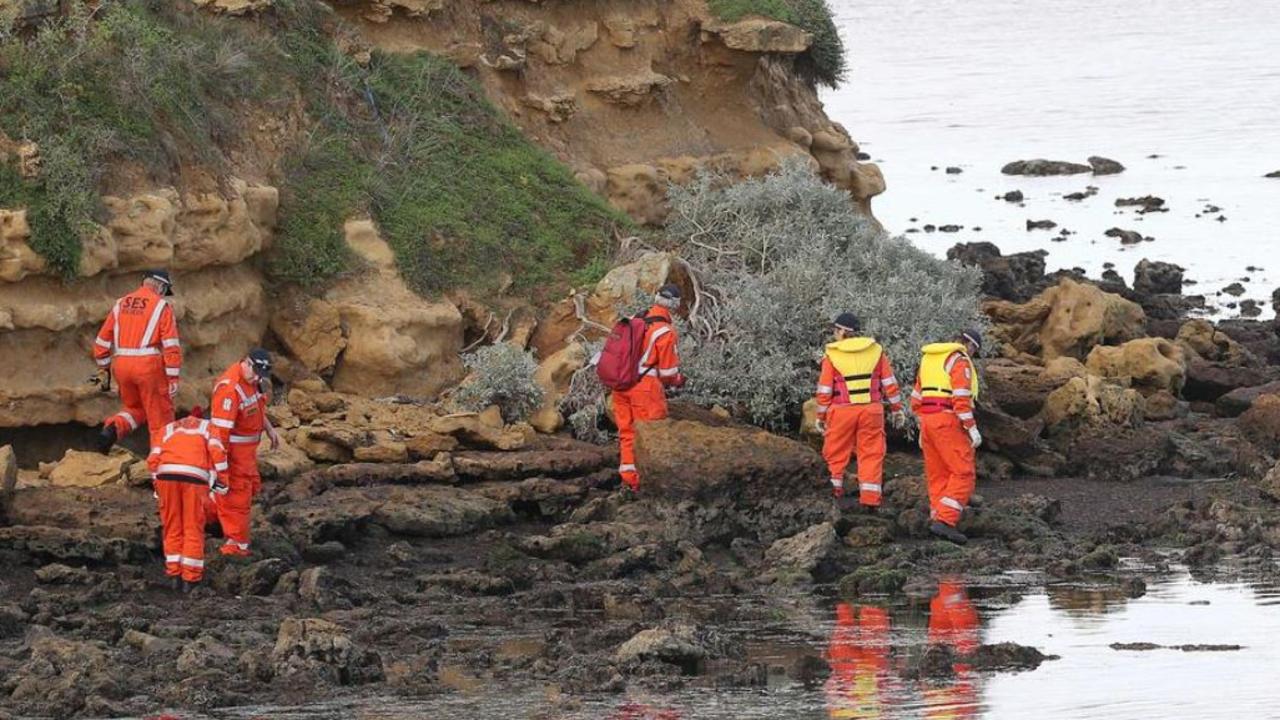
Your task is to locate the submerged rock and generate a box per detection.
[1087,156,1125,175]
[1002,159,1092,176]
[1133,259,1184,296]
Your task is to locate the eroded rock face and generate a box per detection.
[946,242,1047,302]
[1042,375,1145,434]
[1085,338,1186,394]
[702,18,811,53]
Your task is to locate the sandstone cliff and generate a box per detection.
[0,0,880,434]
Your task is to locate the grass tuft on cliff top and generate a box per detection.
[0,0,625,296]
[708,0,846,88]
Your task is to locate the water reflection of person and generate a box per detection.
[923,580,981,719]
[825,602,892,718]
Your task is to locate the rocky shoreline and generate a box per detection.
[2,243,1280,717]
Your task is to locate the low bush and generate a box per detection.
[454,343,545,422]
[664,160,985,431]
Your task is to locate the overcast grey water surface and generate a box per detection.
[821,0,1280,316]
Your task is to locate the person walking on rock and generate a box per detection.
[209,348,278,557]
[815,313,906,511]
[612,284,686,492]
[93,269,181,451]
[911,329,983,545]
[147,407,227,592]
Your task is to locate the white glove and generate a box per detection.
[968,426,982,448]
[210,474,229,496]
[890,410,908,430]
[814,419,827,436]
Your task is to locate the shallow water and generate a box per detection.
[821,0,1280,316]
[191,567,1280,720]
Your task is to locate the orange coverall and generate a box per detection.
[911,349,977,527]
[148,417,227,583]
[816,341,903,506]
[94,285,181,447]
[209,361,267,556]
[924,580,980,719]
[613,305,681,491]
[825,602,892,718]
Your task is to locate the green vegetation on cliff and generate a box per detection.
[0,0,624,295]
[708,0,845,87]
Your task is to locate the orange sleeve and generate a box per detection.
[877,353,903,412]
[207,432,228,479]
[209,381,237,445]
[653,327,682,385]
[158,305,181,378]
[147,440,162,474]
[950,354,976,429]
[910,374,923,414]
[816,357,835,416]
[93,303,116,366]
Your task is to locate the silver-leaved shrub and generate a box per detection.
[454,343,544,422]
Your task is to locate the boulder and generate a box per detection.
[946,242,1047,302]
[1239,395,1280,454]
[1105,228,1146,245]
[1143,390,1184,421]
[985,278,1146,360]
[633,419,825,501]
[1085,338,1186,394]
[0,443,15,494]
[426,413,527,451]
[33,562,94,585]
[47,448,134,488]
[615,624,709,672]
[703,17,811,53]
[1183,358,1274,403]
[530,342,587,434]
[1087,156,1125,175]
[1176,319,1258,367]
[272,618,383,685]
[1042,375,1144,433]
[8,630,117,717]
[762,522,839,581]
[176,633,237,675]
[982,359,1072,418]
[1133,259,1184,296]
[1001,159,1092,176]
[1216,381,1280,418]
[269,294,345,375]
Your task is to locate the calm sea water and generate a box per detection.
[821,0,1280,316]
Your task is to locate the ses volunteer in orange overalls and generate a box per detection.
[825,602,893,719]
[209,349,279,556]
[923,580,981,719]
[93,270,181,451]
[614,284,686,491]
[147,408,228,592]
[911,329,983,545]
[815,313,907,510]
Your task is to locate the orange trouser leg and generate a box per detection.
[216,444,259,555]
[821,405,858,497]
[613,388,639,490]
[614,378,668,491]
[108,361,147,443]
[179,483,207,582]
[109,358,174,448]
[853,405,886,506]
[156,481,183,578]
[921,413,975,526]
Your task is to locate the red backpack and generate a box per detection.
[596,315,663,391]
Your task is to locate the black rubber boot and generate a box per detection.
[835,495,859,512]
[861,504,880,516]
[95,424,117,453]
[182,580,202,595]
[929,521,968,545]
[169,575,182,592]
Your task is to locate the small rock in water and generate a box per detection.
[1103,262,1116,269]
[1246,265,1263,272]
[939,224,962,233]
[1088,156,1126,175]
[924,224,937,232]
[1203,204,1222,213]
[968,642,1056,671]
[1240,300,1262,317]
[1027,219,1058,231]
[972,226,982,232]
[1002,159,1092,176]
[1216,215,1227,222]
[855,151,871,161]
[1105,227,1146,245]
[1115,195,1166,212]
[1222,282,1246,297]
[1176,644,1244,652]
[945,166,963,174]
[1111,642,1162,651]
[1001,190,1024,202]
[1265,170,1280,178]
[1063,187,1097,201]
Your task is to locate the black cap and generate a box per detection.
[833,313,861,332]
[248,347,272,374]
[960,328,984,350]
[657,284,681,300]
[144,269,174,296]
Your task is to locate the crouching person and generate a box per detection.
[148,407,228,592]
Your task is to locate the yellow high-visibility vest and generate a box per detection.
[918,342,979,401]
[826,337,883,403]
